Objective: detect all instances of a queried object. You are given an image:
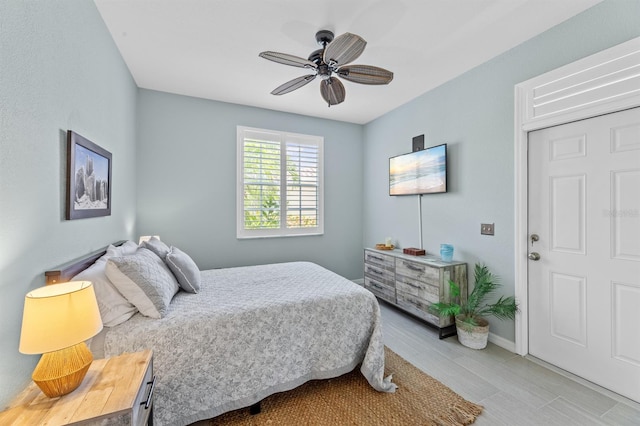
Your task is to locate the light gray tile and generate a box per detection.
[601,402,640,426]
[378,302,637,425]
[454,355,557,408]
[407,349,501,403]
[546,396,608,425]
[478,392,575,426]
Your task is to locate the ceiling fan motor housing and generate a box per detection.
[308,49,323,64]
[317,63,331,80]
[315,30,334,46]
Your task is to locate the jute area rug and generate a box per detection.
[207,347,483,425]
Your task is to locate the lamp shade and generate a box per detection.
[139,235,160,244]
[19,281,103,354]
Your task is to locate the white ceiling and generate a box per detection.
[94,0,602,124]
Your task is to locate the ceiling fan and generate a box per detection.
[259,30,394,107]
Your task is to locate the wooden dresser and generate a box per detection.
[364,248,468,338]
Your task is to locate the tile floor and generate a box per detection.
[380,301,640,426]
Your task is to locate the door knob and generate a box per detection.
[528,252,541,261]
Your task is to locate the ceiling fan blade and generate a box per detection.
[259,51,317,69]
[323,32,366,66]
[320,77,346,107]
[271,74,317,95]
[337,65,394,85]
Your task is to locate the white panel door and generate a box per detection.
[528,107,640,402]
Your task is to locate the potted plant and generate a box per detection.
[429,263,518,349]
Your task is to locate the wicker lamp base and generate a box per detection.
[32,342,94,398]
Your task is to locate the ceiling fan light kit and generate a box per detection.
[259,30,393,107]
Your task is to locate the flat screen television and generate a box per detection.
[389,143,447,196]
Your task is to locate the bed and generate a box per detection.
[45,241,396,426]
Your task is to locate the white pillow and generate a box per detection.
[107,240,138,256]
[106,248,180,318]
[120,240,139,255]
[72,251,137,327]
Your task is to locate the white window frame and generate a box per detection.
[237,126,324,239]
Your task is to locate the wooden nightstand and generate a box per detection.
[0,350,154,425]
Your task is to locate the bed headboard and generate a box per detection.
[44,240,126,285]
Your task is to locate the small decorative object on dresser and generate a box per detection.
[363,248,467,338]
[440,244,454,262]
[0,350,155,425]
[375,243,395,250]
[403,247,426,256]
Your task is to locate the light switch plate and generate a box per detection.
[481,223,495,235]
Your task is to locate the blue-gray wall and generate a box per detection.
[362,0,640,342]
[1,0,639,411]
[0,1,138,406]
[136,89,364,279]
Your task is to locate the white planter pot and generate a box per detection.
[455,316,489,350]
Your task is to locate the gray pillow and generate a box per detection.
[105,248,180,318]
[140,236,170,259]
[165,246,201,293]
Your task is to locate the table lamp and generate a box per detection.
[138,235,160,244]
[19,281,103,398]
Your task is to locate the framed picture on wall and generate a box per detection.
[66,130,112,220]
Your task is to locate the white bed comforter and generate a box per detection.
[100,261,396,426]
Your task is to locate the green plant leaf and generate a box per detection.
[428,302,460,317]
[448,279,460,298]
[431,263,519,326]
[476,296,518,321]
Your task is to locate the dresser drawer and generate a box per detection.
[132,356,154,426]
[395,291,441,325]
[395,258,439,284]
[364,249,395,270]
[364,262,394,284]
[365,276,396,304]
[396,278,440,304]
[103,353,155,426]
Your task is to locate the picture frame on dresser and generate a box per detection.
[66,130,112,220]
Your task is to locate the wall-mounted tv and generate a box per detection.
[389,143,447,196]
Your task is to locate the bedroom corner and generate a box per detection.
[0,0,137,407]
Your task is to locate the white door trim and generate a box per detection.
[514,36,640,356]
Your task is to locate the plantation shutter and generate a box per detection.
[286,139,319,229]
[242,131,281,230]
[237,126,323,238]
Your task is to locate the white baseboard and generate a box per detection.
[488,332,516,353]
[352,278,364,286]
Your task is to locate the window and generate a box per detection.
[237,126,324,238]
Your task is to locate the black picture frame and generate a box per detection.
[66,131,112,220]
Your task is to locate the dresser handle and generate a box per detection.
[372,282,386,291]
[367,255,384,262]
[402,281,421,289]
[404,262,424,272]
[141,375,156,410]
[367,267,383,275]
